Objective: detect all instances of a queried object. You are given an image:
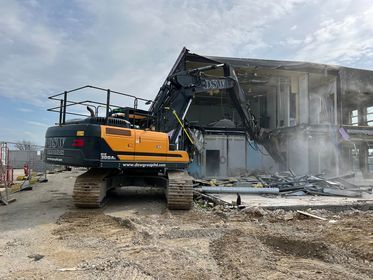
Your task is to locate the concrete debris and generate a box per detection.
[194,171,370,198]
[200,186,280,194]
[283,212,295,221]
[321,188,362,198]
[38,178,48,183]
[241,206,268,217]
[28,254,44,261]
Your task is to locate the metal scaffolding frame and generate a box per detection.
[0,142,12,205]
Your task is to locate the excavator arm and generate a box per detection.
[149,57,285,165]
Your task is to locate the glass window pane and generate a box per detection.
[368,114,373,121]
[367,106,373,114]
[351,116,358,123]
[368,121,373,126]
[352,110,358,117]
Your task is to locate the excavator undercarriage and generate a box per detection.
[72,168,193,209]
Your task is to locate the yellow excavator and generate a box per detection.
[44,85,196,209]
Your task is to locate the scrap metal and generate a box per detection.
[195,171,371,198]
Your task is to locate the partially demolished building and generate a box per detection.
[159,48,373,178]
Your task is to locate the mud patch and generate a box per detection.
[112,216,137,230]
[53,211,135,248]
[260,235,329,261]
[321,212,373,261]
[161,228,228,239]
[210,230,276,279]
[76,256,155,280]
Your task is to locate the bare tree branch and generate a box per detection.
[15,140,37,151]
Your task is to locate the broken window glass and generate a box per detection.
[351,109,358,126]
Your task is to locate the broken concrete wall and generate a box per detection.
[340,67,373,125]
[277,76,291,128]
[286,133,309,175]
[309,74,337,125]
[247,141,278,173]
[298,73,309,125]
[202,134,247,178]
[191,134,277,178]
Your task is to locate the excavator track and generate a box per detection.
[166,170,193,210]
[72,168,113,208]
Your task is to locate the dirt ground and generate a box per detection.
[0,171,372,280]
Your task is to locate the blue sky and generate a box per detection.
[1,0,373,145]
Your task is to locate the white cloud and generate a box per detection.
[0,0,306,106]
[2,0,373,144]
[1,0,373,111]
[27,121,49,127]
[294,4,373,65]
[17,107,33,113]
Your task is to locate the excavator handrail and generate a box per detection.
[48,84,152,103]
[47,85,153,126]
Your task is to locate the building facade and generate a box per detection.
[161,49,373,178]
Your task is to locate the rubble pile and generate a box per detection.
[194,172,372,198]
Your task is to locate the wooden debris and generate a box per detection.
[296,210,327,221]
[194,190,231,206]
[57,267,84,272]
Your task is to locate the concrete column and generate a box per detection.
[299,73,309,124]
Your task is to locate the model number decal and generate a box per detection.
[100,153,116,160]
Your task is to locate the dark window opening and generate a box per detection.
[206,150,220,177]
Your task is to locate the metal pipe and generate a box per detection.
[106,89,111,121]
[166,107,194,145]
[182,98,193,120]
[187,63,225,74]
[59,99,63,125]
[62,91,67,124]
[48,85,152,104]
[48,85,90,99]
[90,85,151,103]
[201,186,279,194]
